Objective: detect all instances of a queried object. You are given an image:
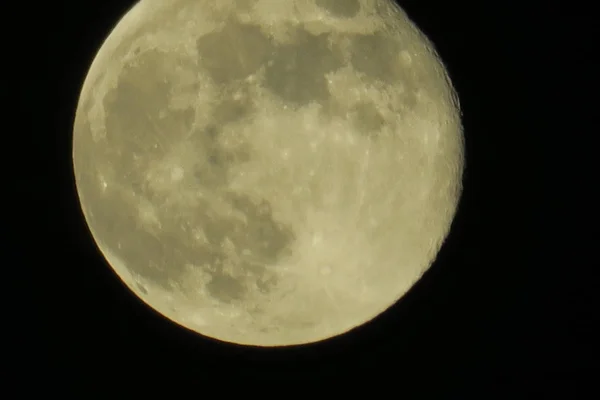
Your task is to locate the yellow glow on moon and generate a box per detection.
[72,0,464,347]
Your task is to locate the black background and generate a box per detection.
[8,0,595,393]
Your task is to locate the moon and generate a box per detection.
[72,0,464,347]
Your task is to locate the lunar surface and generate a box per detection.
[72,0,464,346]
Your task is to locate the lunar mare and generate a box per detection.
[73,0,464,346]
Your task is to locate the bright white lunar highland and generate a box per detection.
[72,0,464,346]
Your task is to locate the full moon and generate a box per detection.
[72,0,464,346]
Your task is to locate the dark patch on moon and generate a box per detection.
[196,19,345,107]
[82,16,395,309]
[350,32,401,83]
[205,272,247,302]
[186,124,251,188]
[190,137,232,189]
[263,28,344,106]
[352,101,385,137]
[95,108,296,304]
[135,282,148,295]
[88,183,296,305]
[85,46,296,305]
[235,0,256,12]
[316,0,361,18]
[255,273,278,294]
[224,191,296,262]
[187,191,296,304]
[212,86,255,125]
[320,97,387,141]
[102,49,195,176]
[89,196,191,286]
[204,124,219,140]
[207,150,232,167]
[196,21,273,85]
[192,160,229,188]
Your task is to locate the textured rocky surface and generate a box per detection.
[72,0,463,346]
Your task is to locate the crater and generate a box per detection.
[316,0,361,18]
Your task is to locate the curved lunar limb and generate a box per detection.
[73,0,464,346]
